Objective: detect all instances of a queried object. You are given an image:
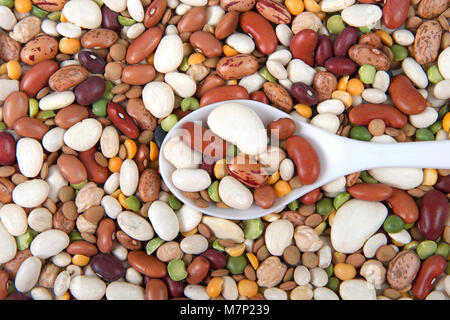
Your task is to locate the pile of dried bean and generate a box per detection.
[0,0,449,301]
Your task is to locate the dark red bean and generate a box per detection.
[417,189,449,241]
[291,82,318,105]
[333,27,358,57]
[200,249,227,269]
[324,57,357,76]
[412,255,447,300]
[300,188,321,205]
[6,292,31,300]
[107,102,140,139]
[74,76,106,106]
[102,4,121,31]
[250,91,270,104]
[315,35,334,67]
[0,132,16,166]
[435,175,450,194]
[78,51,106,74]
[200,159,215,177]
[163,275,185,298]
[90,253,125,281]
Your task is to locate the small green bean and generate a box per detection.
[259,67,277,82]
[435,242,450,258]
[416,240,437,260]
[333,192,350,210]
[40,110,55,120]
[167,259,188,281]
[427,65,444,84]
[161,114,178,132]
[212,238,225,252]
[0,122,6,131]
[102,81,114,101]
[415,128,434,141]
[29,98,39,118]
[438,104,449,120]
[0,0,13,8]
[317,198,333,215]
[92,98,108,117]
[15,230,34,251]
[69,231,83,242]
[118,16,136,26]
[146,237,165,255]
[288,199,300,211]
[358,64,376,84]
[244,218,263,240]
[179,57,189,72]
[207,181,221,203]
[403,240,419,251]
[383,215,404,233]
[31,5,48,18]
[70,180,88,190]
[47,11,61,21]
[391,44,408,61]
[360,171,378,184]
[326,277,340,292]
[180,97,200,112]
[92,0,104,6]
[326,15,346,34]
[227,144,238,157]
[226,255,247,275]
[168,195,182,210]
[429,121,442,134]
[350,126,372,141]
[125,195,141,212]
[325,264,334,278]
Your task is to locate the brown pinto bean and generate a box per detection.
[324,57,357,76]
[413,20,442,65]
[121,65,156,85]
[315,35,333,67]
[177,7,207,33]
[386,250,421,290]
[227,155,269,188]
[358,32,382,49]
[386,188,419,224]
[48,65,89,92]
[126,27,163,64]
[254,184,276,209]
[263,82,293,112]
[0,270,8,300]
[20,60,59,97]
[220,0,256,11]
[107,102,139,139]
[90,253,125,281]
[186,256,210,284]
[200,85,249,107]
[144,0,167,27]
[126,98,157,131]
[388,75,427,115]
[145,278,168,300]
[66,240,98,257]
[268,118,296,140]
[347,183,393,201]
[57,154,87,184]
[216,54,259,80]
[240,11,278,55]
[20,35,58,65]
[215,11,239,40]
[313,71,337,102]
[333,27,358,57]
[196,74,225,98]
[412,255,447,300]
[54,104,89,129]
[78,147,109,184]
[96,218,116,254]
[289,29,318,67]
[0,33,20,62]
[256,0,291,24]
[382,0,409,29]
[417,189,449,241]
[286,136,320,185]
[181,122,227,160]
[348,104,407,128]
[81,28,119,49]
[190,31,223,58]
[348,44,390,71]
[417,0,448,19]
[138,168,161,203]
[13,117,49,140]
[116,230,142,250]
[3,91,28,129]
[127,250,167,278]
[300,188,320,205]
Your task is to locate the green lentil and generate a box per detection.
[416,240,437,260]
[350,126,372,141]
[0,0,13,8]
[435,242,450,258]
[288,199,300,211]
[226,255,247,275]
[244,218,264,240]
[179,56,190,72]
[383,215,404,233]
[69,231,83,242]
[259,67,277,82]
[360,171,378,184]
[29,98,39,118]
[47,11,61,21]
[316,197,333,215]
[39,110,55,120]
[15,229,34,251]
[427,65,444,84]
[102,81,114,101]
[146,237,165,255]
[415,128,434,141]
[391,44,408,61]
[0,122,6,131]
[161,114,178,132]
[326,15,346,34]
[167,259,188,281]
[168,194,182,210]
[207,181,221,203]
[429,121,442,134]
[125,195,141,212]
[327,277,340,292]
[180,97,200,112]
[70,180,88,190]
[118,16,136,26]
[333,192,350,210]
[325,264,334,278]
[438,104,449,120]
[92,98,108,117]
[358,64,376,84]
[31,5,48,18]
[212,238,225,252]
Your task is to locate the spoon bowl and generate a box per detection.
[159,99,450,220]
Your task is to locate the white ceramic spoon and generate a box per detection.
[159,99,450,220]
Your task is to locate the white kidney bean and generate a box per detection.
[120,159,139,196]
[101,195,122,219]
[125,22,146,39]
[226,33,255,54]
[218,176,254,210]
[433,79,450,100]
[239,72,266,94]
[362,88,387,104]
[28,208,53,233]
[287,59,316,86]
[142,81,175,118]
[266,59,288,80]
[341,4,382,27]
[117,211,154,241]
[180,234,209,254]
[184,284,210,300]
[56,22,82,38]
[265,219,294,256]
[106,281,145,300]
[264,287,288,300]
[363,233,387,258]
[0,221,17,264]
[148,200,180,241]
[154,34,183,73]
[163,136,202,169]
[54,271,71,297]
[294,265,311,286]
[12,179,50,208]
[409,107,438,129]
[402,57,428,89]
[310,113,340,134]
[127,0,145,22]
[280,158,295,181]
[164,72,197,98]
[15,256,42,293]
[317,99,345,115]
[372,71,390,92]
[176,204,202,233]
[41,19,59,37]
[320,0,355,12]
[438,47,450,80]
[392,29,414,46]
[100,126,120,159]
[125,267,143,285]
[206,5,224,26]
[0,204,27,236]
[64,118,102,152]
[0,5,17,30]
[51,252,72,268]
[310,267,328,287]
[103,172,120,194]
[69,275,106,300]
[31,287,53,300]
[16,137,43,178]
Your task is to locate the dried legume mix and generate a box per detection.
[0,0,449,301]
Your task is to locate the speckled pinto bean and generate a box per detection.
[240,11,278,55]
[412,255,447,300]
[216,54,259,80]
[181,122,228,160]
[96,218,116,254]
[200,85,249,107]
[348,104,407,128]
[107,102,140,139]
[20,60,59,97]
[290,29,318,67]
[382,0,409,29]
[417,189,449,241]
[286,136,320,185]
[386,188,419,224]
[315,35,333,67]
[347,183,393,202]
[78,147,109,184]
[388,75,427,115]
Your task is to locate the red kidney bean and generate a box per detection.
[107,102,140,139]
[348,103,407,128]
[74,76,106,106]
[417,189,449,241]
[286,136,320,185]
[347,183,393,201]
[412,255,447,300]
[300,188,321,205]
[250,91,270,104]
[135,144,150,172]
[333,27,358,57]
[291,82,318,105]
[388,75,427,115]
[96,218,116,254]
[315,35,333,67]
[324,57,357,76]
[145,279,168,300]
[102,4,121,31]
[20,60,59,98]
[200,249,227,269]
[239,11,278,55]
[200,85,249,107]
[181,122,228,160]
[383,0,409,29]
[78,50,106,74]
[186,256,210,284]
[0,270,8,300]
[435,175,450,194]
[289,29,318,67]
[189,31,223,58]
[200,159,215,178]
[90,253,125,282]
[386,188,419,224]
[0,132,16,166]
[78,147,109,184]
[163,275,185,298]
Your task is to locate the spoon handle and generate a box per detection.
[338,139,450,172]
